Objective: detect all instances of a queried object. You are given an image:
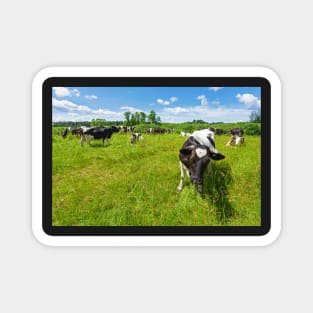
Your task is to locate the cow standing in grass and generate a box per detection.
[177,129,225,193]
[61,127,69,138]
[61,127,83,138]
[153,127,166,134]
[130,132,143,144]
[80,126,118,146]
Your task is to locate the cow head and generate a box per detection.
[61,127,69,138]
[180,146,210,185]
[110,126,120,133]
[179,137,225,192]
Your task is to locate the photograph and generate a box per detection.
[52,85,262,227]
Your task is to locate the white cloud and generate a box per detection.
[53,87,80,97]
[53,87,71,97]
[209,87,223,91]
[52,96,253,123]
[85,95,98,100]
[120,106,146,113]
[161,104,252,123]
[196,95,209,106]
[156,98,170,105]
[156,97,177,105]
[236,93,261,109]
[52,98,123,121]
[163,106,189,114]
[72,89,80,97]
[211,100,220,105]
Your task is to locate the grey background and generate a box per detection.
[0,0,311,312]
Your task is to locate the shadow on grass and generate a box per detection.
[203,161,235,223]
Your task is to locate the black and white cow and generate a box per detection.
[130,132,143,144]
[61,127,70,138]
[226,128,245,146]
[177,136,225,193]
[153,127,166,134]
[213,128,227,135]
[80,126,118,146]
[61,127,83,138]
[119,126,135,133]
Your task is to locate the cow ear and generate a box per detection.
[180,148,192,155]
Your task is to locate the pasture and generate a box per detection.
[52,128,261,226]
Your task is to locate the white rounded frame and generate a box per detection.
[32,66,281,246]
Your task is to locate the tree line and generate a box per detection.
[123,110,161,126]
[52,110,161,127]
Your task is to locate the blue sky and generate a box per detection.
[52,86,261,123]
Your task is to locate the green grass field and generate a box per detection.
[52,128,261,226]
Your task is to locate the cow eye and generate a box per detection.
[180,148,192,155]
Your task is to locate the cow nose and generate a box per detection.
[190,175,202,185]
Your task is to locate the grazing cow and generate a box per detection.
[177,136,225,193]
[130,132,143,144]
[71,127,83,136]
[146,128,153,134]
[61,127,70,138]
[153,127,166,134]
[167,128,174,134]
[80,126,117,146]
[61,127,83,138]
[226,128,245,146]
[119,126,135,133]
[127,126,135,132]
[110,125,120,133]
[214,128,227,135]
[208,128,227,135]
[119,126,126,133]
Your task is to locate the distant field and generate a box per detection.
[52,127,261,226]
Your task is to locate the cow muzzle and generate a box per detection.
[189,154,210,185]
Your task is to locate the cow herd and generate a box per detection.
[61,125,176,146]
[146,127,174,134]
[59,125,245,194]
[180,127,245,147]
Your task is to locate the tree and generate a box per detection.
[134,112,140,124]
[130,113,136,125]
[91,118,105,126]
[148,110,157,124]
[249,110,261,123]
[124,111,131,124]
[140,112,146,124]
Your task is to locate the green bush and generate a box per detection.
[243,124,261,135]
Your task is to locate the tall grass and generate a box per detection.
[52,129,261,226]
